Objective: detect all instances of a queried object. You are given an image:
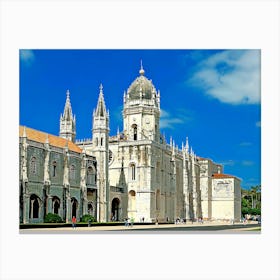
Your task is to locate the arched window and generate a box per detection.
[130,163,136,181]
[52,161,57,177]
[101,137,103,146]
[70,165,76,180]
[87,166,95,185]
[132,124,137,141]
[30,157,37,175]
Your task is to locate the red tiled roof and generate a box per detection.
[212,173,235,179]
[19,126,82,153]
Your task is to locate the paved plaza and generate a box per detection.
[20,221,260,234]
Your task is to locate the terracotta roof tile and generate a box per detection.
[212,173,237,179]
[19,126,82,153]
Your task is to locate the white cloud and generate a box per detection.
[219,160,235,166]
[160,109,190,129]
[188,50,261,105]
[242,160,254,166]
[20,49,35,66]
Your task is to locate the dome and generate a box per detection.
[127,67,157,100]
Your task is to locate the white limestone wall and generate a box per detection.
[211,178,235,220]
[212,200,234,220]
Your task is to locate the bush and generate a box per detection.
[248,208,261,216]
[44,213,63,223]
[242,207,249,215]
[81,214,96,223]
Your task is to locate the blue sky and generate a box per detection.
[20,49,261,189]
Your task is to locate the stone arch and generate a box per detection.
[29,194,41,219]
[52,196,60,214]
[128,190,136,217]
[88,201,95,216]
[71,197,78,218]
[111,197,121,221]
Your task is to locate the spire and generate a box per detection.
[139,59,145,75]
[62,90,73,121]
[95,83,107,118]
[185,137,189,153]
[59,89,76,142]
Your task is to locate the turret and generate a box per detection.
[59,90,76,142]
[92,84,110,222]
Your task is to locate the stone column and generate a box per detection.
[23,194,30,224]
[47,195,53,214]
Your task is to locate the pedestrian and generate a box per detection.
[130,217,134,227]
[72,216,76,229]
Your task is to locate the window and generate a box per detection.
[108,150,113,163]
[52,161,57,177]
[70,165,76,180]
[30,157,37,175]
[101,137,103,146]
[130,163,136,181]
[132,124,137,140]
[87,166,95,185]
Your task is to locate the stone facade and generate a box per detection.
[20,63,242,224]
[77,64,241,223]
[19,128,97,223]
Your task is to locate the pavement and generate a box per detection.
[19,221,261,234]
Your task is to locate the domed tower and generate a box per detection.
[123,62,160,142]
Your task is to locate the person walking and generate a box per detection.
[72,216,76,229]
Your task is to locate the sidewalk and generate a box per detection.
[20,221,260,233]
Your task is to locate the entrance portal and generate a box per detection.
[111,198,121,221]
[71,198,78,218]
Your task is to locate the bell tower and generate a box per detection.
[59,90,76,142]
[92,84,110,222]
[123,62,160,142]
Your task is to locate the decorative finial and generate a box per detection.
[99,83,103,93]
[66,89,70,98]
[139,59,145,75]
